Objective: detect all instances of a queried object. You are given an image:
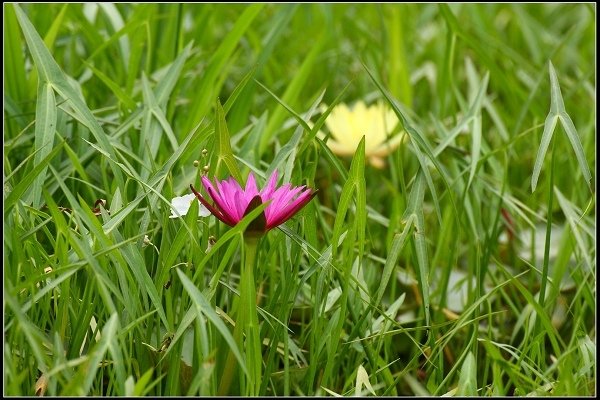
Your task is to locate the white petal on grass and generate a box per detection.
[169,194,210,218]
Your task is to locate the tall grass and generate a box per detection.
[4,3,595,396]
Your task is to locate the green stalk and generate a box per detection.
[241,234,262,395]
[218,233,262,396]
[539,140,555,311]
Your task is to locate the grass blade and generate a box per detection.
[557,110,592,190]
[73,313,119,395]
[29,82,57,208]
[4,141,64,214]
[182,4,264,134]
[403,172,431,329]
[177,269,249,377]
[362,60,447,225]
[456,351,477,396]
[259,35,325,153]
[214,98,243,182]
[14,4,125,189]
[532,61,591,192]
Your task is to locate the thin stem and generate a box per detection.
[217,233,262,396]
[539,139,555,310]
[241,234,262,395]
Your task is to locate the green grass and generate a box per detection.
[3,3,595,396]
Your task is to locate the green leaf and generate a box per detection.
[557,110,592,189]
[42,4,69,51]
[403,172,431,328]
[531,61,591,192]
[362,61,446,225]
[83,60,136,111]
[456,351,477,396]
[531,114,558,193]
[4,141,64,215]
[259,35,325,153]
[375,226,413,307]
[331,137,366,260]
[182,4,264,134]
[223,66,257,115]
[14,4,125,189]
[77,314,120,395]
[214,98,243,182]
[255,80,314,134]
[176,269,249,377]
[29,82,57,208]
[297,80,353,157]
[3,4,28,102]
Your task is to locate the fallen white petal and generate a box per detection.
[169,193,210,218]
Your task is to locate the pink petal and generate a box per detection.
[216,179,241,221]
[264,183,293,222]
[268,185,305,219]
[260,170,279,202]
[202,176,232,217]
[244,173,260,203]
[190,184,236,226]
[267,186,307,223]
[267,190,316,229]
[233,190,247,222]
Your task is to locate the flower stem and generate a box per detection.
[217,234,262,396]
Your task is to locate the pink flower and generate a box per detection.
[190,171,316,233]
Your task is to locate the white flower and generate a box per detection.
[169,193,211,219]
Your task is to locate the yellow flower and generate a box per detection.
[321,100,406,168]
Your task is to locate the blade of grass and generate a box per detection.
[322,137,366,387]
[402,171,431,329]
[532,61,591,192]
[4,4,28,102]
[28,82,57,208]
[14,4,125,190]
[177,269,249,378]
[182,4,264,134]
[259,35,326,154]
[362,60,448,225]
[4,140,64,214]
[375,224,413,307]
[456,351,477,396]
[213,98,243,182]
[68,313,119,395]
[83,60,136,111]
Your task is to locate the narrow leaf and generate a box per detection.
[177,269,248,377]
[29,82,57,208]
[532,61,591,192]
[531,114,558,192]
[214,98,243,182]
[456,351,477,396]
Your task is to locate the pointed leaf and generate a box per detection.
[214,98,243,182]
[177,269,248,377]
[456,351,477,396]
